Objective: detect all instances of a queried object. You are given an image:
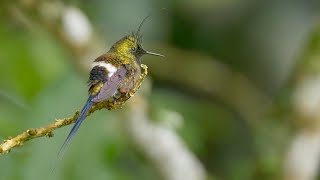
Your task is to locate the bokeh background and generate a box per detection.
[1,0,320,180]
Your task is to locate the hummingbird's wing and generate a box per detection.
[92,65,127,102]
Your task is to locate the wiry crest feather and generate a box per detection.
[114,9,166,48]
[133,14,151,44]
[133,8,167,43]
[129,32,142,45]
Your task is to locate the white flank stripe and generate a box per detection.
[92,61,117,77]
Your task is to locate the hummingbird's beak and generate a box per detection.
[144,51,165,57]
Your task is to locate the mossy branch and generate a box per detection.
[0,64,148,155]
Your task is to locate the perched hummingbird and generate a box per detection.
[58,15,164,156]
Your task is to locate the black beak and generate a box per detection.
[145,51,165,57]
[142,48,165,57]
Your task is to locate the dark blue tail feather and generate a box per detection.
[50,96,94,174]
[57,95,94,158]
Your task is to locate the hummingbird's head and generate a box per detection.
[110,15,164,63]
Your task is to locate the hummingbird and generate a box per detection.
[58,15,164,157]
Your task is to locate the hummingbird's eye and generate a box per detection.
[130,47,136,52]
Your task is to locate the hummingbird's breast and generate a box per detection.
[118,60,141,94]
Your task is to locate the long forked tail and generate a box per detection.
[58,95,94,158]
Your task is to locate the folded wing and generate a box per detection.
[92,65,127,102]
